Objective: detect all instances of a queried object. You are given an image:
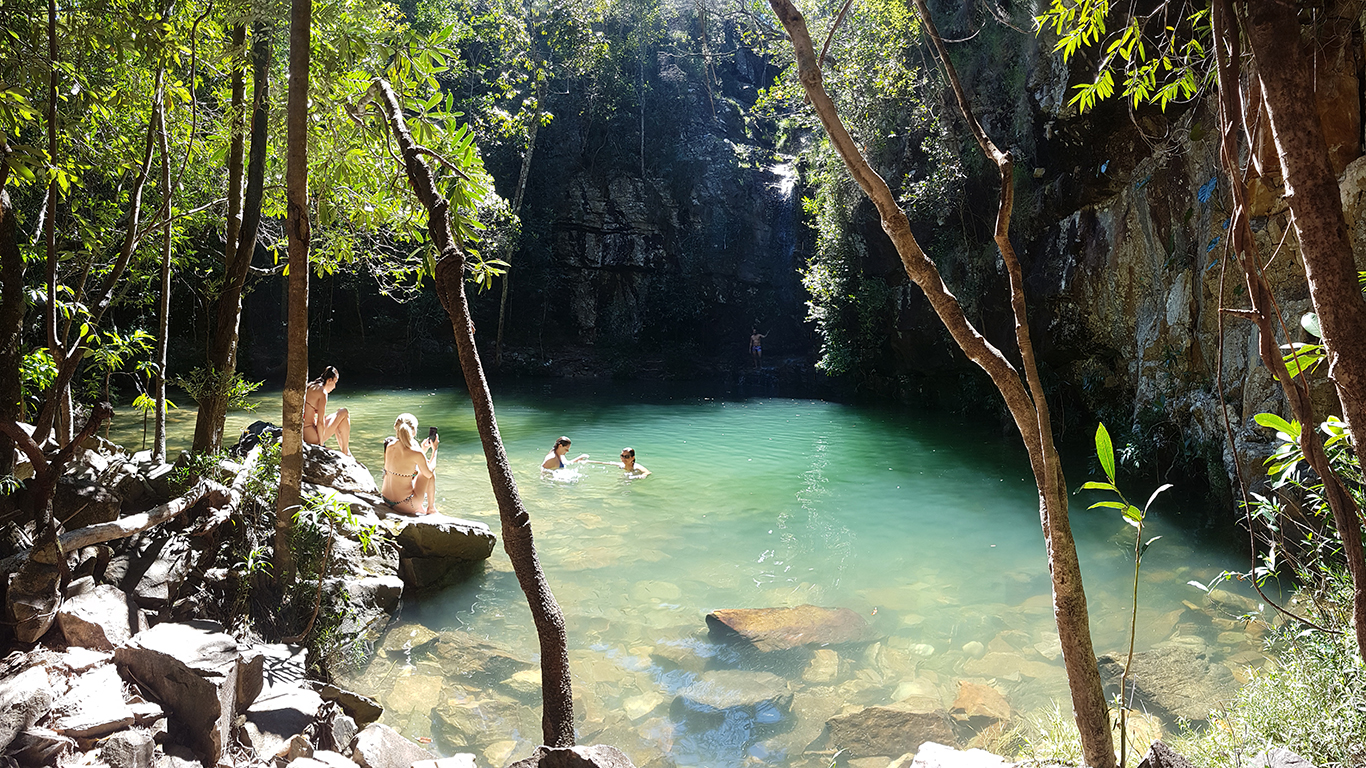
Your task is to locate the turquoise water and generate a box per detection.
[109,381,1266,767]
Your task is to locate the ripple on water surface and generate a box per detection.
[109,381,1270,768]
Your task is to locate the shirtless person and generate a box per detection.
[749,329,768,369]
[303,366,351,455]
[542,436,590,470]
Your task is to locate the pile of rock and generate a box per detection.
[0,617,457,768]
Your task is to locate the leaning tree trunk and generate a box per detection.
[153,74,172,462]
[276,0,312,584]
[0,189,22,477]
[1239,0,1366,657]
[772,1,1116,765]
[193,22,270,453]
[368,77,575,748]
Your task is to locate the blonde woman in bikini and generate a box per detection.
[381,413,438,515]
[303,366,351,455]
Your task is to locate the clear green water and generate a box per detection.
[109,381,1265,767]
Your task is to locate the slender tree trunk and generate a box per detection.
[774,1,1116,764]
[43,0,67,446]
[193,22,269,453]
[153,71,171,462]
[495,70,544,367]
[32,77,162,446]
[1234,0,1366,657]
[0,189,22,477]
[276,0,312,584]
[368,77,575,748]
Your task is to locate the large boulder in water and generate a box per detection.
[1098,636,1236,724]
[303,442,379,495]
[825,702,957,759]
[393,514,496,560]
[706,605,875,651]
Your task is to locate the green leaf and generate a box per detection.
[1301,312,1322,338]
[1095,422,1116,483]
[1123,505,1143,522]
[1089,500,1127,510]
[1253,412,1299,438]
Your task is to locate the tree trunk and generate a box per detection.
[193,22,270,453]
[153,71,171,462]
[276,0,312,584]
[368,77,575,748]
[495,70,544,367]
[0,189,22,477]
[42,0,66,446]
[32,75,162,446]
[1239,0,1366,657]
[773,1,1116,764]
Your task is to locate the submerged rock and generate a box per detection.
[705,605,876,651]
[825,702,957,759]
[351,723,435,768]
[948,682,1012,731]
[1098,636,1236,724]
[672,669,792,723]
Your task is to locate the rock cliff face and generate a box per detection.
[494,20,813,376]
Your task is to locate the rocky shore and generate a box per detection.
[1,430,498,768]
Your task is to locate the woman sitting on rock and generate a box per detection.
[381,413,438,515]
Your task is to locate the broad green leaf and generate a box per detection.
[1095,422,1116,483]
[1080,481,1116,491]
[1253,412,1298,438]
[1089,500,1127,510]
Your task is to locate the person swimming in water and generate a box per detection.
[381,413,438,515]
[303,366,351,454]
[590,447,650,477]
[542,436,590,470]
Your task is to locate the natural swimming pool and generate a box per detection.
[109,380,1268,767]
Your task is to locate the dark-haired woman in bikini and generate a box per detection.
[381,413,438,515]
[303,366,351,455]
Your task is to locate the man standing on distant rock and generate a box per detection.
[750,328,768,369]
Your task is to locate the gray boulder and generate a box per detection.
[122,533,197,611]
[0,666,54,752]
[8,727,75,765]
[508,746,636,768]
[1136,740,1199,768]
[100,729,155,768]
[57,584,143,650]
[826,703,957,759]
[114,621,241,764]
[8,549,63,643]
[303,443,379,495]
[351,723,435,768]
[706,605,875,651]
[50,663,135,738]
[53,475,122,530]
[393,515,496,561]
[313,683,383,727]
[243,686,326,761]
[673,670,792,724]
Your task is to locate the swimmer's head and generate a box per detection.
[554,436,572,449]
[620,447,635,460]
